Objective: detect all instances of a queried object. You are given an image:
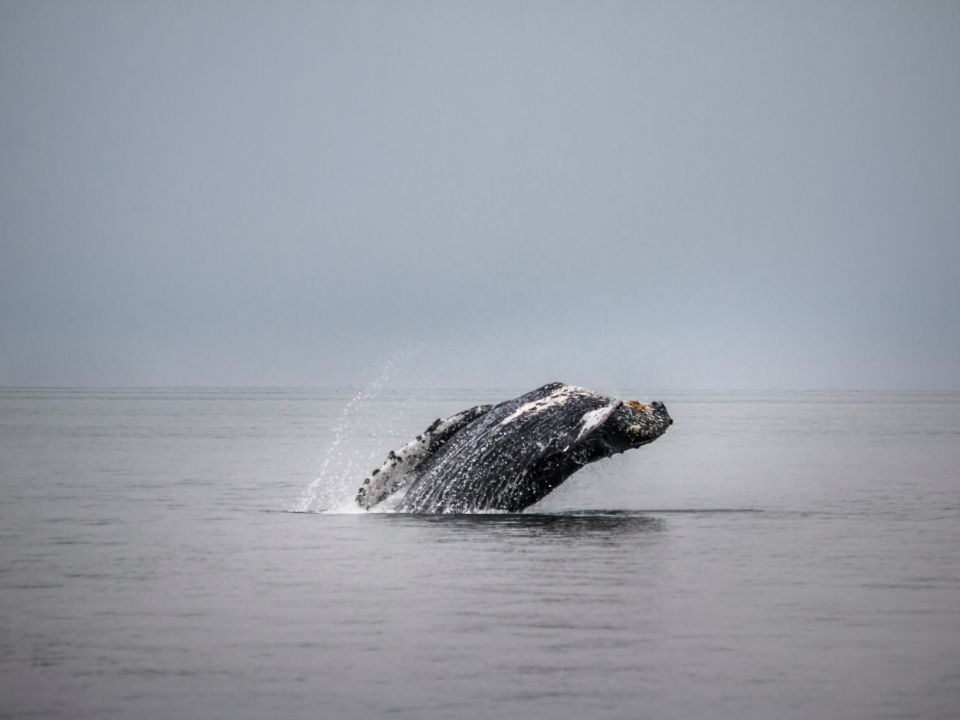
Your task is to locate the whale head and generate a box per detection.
[614,399,674,449]
[569,396,673,464]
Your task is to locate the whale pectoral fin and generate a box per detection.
[356,444,423,510]
[356,403,493,510]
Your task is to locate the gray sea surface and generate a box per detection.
[1,387,958,719]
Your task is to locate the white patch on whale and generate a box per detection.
[576,400,621,440]
[499,384,599,426]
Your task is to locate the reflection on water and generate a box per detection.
[378,510,667,537]
[282,507,765,541]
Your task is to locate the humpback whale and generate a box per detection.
[356,382,672,513]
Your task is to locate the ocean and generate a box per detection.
[1,386,958,719]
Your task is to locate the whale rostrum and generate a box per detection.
[356,382,672,513]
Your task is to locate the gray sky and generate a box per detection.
[2,1,958,389]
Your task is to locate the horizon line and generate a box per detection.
[1,384,958,394]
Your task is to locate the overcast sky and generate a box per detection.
[1,1,958,389]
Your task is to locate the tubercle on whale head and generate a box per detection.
[604,398,673,450]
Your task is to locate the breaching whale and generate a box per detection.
[356,382,672,513]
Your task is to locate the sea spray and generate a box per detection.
[293,344,422,512]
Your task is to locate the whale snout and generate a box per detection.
[650,401,673,426]
[618,398,673,447]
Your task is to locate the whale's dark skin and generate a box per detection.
[356,382,672,513]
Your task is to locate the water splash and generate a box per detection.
[291,361,395,513]
[292,346,421,513]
